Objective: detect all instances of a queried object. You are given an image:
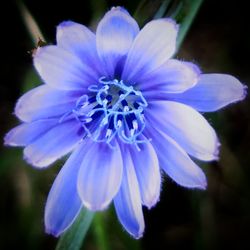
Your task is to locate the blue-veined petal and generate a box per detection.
[15,84,81,122]
[147,126,207,189]
[166,74,247,112]
[122,18,178,82]
[4,119,57,146]
[56,21,104,76]
[139,60,200,94]
[34,45,98,90]
[146,101,219,161]
[77,141,123,211]
[96,7,139,78]
[129,142,161,208]
[24,119,84,168]
[114,145,144,239]
[45,141,90,236]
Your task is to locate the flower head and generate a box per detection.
[5,7,246,239]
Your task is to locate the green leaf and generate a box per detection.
[56,209,94,250]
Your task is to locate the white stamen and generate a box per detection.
[106,129,112,138]
[102,99,108,106]
[130,128,135,136]
[117,120,122,128]
[132,120,138,130]
[124,106,129,112]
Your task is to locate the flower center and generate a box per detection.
[73,77,148,147]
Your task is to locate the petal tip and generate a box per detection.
[23,151,48,168]
[58,20,75,29]
[242,85,248,100]
[145,197,160,209]
[182,61,202,88]
[188,174,207,190]
[4,135,19,147]
[198,184,207,191]
[197,175,207,190]
[110,6,129,14]
[4,131,12,146]
[45,225,61,237]
[213,140,221,161]
[184,61,201,77]
[126,223,144,239]
[56,20,76,40]
[134,231,144,240]
[4,128,25,147]
[14,97,25,121]
[164,18,179,32]
[143,186,161,209]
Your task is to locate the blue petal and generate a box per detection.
[139,60,200,95]
[122,18,178,83]
[56,21,104,76]
[96,7,139,78]
[15,84,81,122]
[114,145,145,239]
[45,142,89,236]
[147,126,207,189]
[34,45,98,90]
[77,141,123,211]
[4,119,57,146]
[24,119,84,168]
[146,101,219,161]
[166,74,247,112]
[129,142,161,208]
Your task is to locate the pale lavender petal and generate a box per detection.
[15,84,81,122]
[139,60,200,95]
[114,145,144,239]
[147,126,207,189]
[129,142,161,208]
[146,101,219,161]
[24,119,84,168]
[34,45,98,90]
[77,141,123,211]
[96,7,139,78]
[166,74,247,112]
[56,21,104,76]
[45,142,90,236]
[4,119,57,146]
[122,19,178,83]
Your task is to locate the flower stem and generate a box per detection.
[16,0,45,45]
[92,213,110,250]
[175,0,204,51]
[55,209,94,250]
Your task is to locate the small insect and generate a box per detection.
[29,37,46,57]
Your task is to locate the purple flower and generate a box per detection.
[5,7,246,239]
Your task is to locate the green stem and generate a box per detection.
[92,213,110,250]
[133,0,164,26]
[16,0,45,45]
[175,0,204,51]
[154,0,172,19]
[56,209,94,250]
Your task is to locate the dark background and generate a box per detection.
[1,0,250,249]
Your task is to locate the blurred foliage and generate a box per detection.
[1,0,250,249]
[56,209,94,250]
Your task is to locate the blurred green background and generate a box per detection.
[0,0,249,249]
